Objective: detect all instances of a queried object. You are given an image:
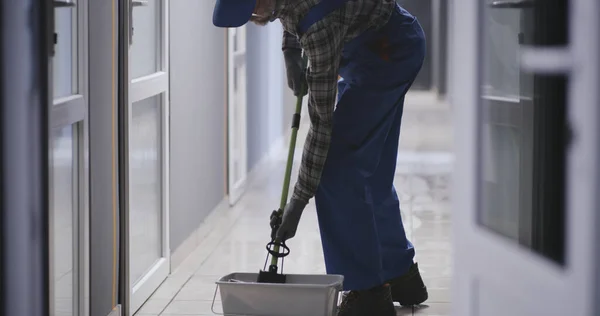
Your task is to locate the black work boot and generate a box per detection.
[337,284,395,316]
[388,262,428,306]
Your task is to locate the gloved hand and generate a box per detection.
[283,48,308,97]
[275,198,308,242]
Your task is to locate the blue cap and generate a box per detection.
[213,0,257,28]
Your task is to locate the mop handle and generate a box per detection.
[278,94,304,211]
[279,53,309,212]
[271,54,308,269]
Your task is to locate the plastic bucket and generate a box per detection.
[211,272,344,316]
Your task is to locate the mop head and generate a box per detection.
[257,240,289,284]
[257,265,287,284]
[255,210,289,283]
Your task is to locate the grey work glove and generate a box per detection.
[283,49,308,97]
[275,198,308,242]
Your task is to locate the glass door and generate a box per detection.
[127,0,170,313]
[479,0,538,252]
[452,0,600,314]
[50,0,90,315]
[227,27,249,205]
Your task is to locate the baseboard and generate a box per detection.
[106,305,121,316]
[170,227,199,272]
[170,198,229,272]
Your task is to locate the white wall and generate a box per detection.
[246,21,289,170]
[169,0,227,257]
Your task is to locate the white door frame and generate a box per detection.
[128,0,171,313]
[49,0,90,315]
[451,0,600,315]
[227,26,249,205]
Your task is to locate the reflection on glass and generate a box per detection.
[481,124,522,239]
[53,8,77,98]
[131,0,160,78]
[129,95,163,284]
[482,4,521,98]
[479,0,566,265]
[52,125,77,316]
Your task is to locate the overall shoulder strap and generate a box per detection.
[297,0,352,36]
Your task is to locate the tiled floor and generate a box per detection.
[135,91,453,316]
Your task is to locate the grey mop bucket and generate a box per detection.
[211,272,344,316]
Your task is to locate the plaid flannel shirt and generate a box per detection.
[275,0,395,204]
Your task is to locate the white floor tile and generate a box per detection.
[135,298,171,314]
[162,300,219,315]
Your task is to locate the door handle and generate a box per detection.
[132,0,149,7]
[53,0,76,8]
[489,0,534,8]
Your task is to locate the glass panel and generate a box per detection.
[53,7,77,98]
[131,0,160,78]
[481,3,522,98]
[479,0,567,265]
[51,124,78,316]
[129,94,163,284]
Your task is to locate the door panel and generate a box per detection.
[131,0,160,78]
[452,0,599,314]
[480,2,537,249]
[128,0,170,313]
[129,94,163,284]
[50,1,89,315]
[51,125,77,316]
[480,0,566,265]
[53,7,77,98]
[227,27,248,205]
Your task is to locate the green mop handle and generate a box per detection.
[278,94,304,211]
[279,52,308,212]
[271,54,308,268]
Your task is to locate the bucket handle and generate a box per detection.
[211,284,252,316]
[211,284,224,315]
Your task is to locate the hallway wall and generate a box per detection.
[168,1,227,257]
[246,22,287,171]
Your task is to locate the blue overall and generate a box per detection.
[298,1,426,291]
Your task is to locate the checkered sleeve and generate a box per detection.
[282,30,302,51]
[291,25,345,204]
